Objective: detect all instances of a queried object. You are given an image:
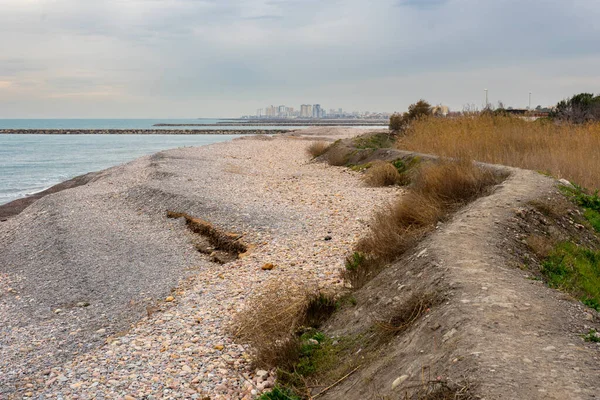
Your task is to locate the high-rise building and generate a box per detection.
[300,104,312,118]
[312,104,321,119]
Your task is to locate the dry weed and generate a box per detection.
[398,114,600,190]
[526,234,556,259]
[327,146,350,166]
[374,291,440,342]
[306,141,331,158]
[362,161,403,187]
[232,280,338,369]
[350,160,505,282]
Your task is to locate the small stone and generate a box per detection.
[165,296,175,302]
[214,344,224,351]
[255,369,269,379]
[324,236,332,241]
[76,301,90,307]
[124,396,137,400]
[392,375,409,389]
[261,263,275,271]
[54,309,62,314]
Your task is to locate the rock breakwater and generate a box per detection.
[0,129,290,135]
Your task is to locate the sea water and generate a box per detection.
[0,133,242,205]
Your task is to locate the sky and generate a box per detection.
[0,0,599,118]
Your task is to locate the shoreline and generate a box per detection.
[0,172,100,220]
[0,127,386,398]
[0,129,291,135]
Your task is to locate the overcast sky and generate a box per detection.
[1,0,599,118]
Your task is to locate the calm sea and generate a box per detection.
[0,131,243,205]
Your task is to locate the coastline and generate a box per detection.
[0,171,100,220]
[0,127,390,398]
[0,129,291,135]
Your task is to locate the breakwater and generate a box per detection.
[0,129,291,135]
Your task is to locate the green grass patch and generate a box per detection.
[349,163,372,172]
[561,185,600,233]
[583,329,600,343]
[353,133,393,149]
[258,386,302,400]
[541,242,600,311]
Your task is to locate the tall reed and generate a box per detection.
[397,115,600,190]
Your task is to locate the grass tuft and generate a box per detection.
[374,291,441,342]
[232,280,338,369]
[306,142,331,158]
[362,161,404,187]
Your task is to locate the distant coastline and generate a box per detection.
[0,129,291,135]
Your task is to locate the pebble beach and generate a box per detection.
[0,128,400,399]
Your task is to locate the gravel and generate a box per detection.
[0,127,399,399]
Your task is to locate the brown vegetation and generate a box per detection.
[326,146,350,166]
[374,291,441,342]
[355,159,504,266]
[397,114,600,190]
[232,279,337,369]
[306,141,331,158]
[362,161,403,187]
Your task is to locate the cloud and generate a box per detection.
[0,0,599,117]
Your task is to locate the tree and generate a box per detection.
[551,93,600,123]
[406,100,432,121]
[389,113,404,132]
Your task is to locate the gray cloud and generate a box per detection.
[0,0,599,117]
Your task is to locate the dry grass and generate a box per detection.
[374,291,440,342]
[355,159,504,265]
[232,279,337,369]
[362,161,403,187]
[306,141,331,158]
[326,146,350,166]
[397,115,600,190]
[526,234,556,259]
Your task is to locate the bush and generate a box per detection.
[306,141,330,158]
[362,161,403,187]
[232,280,338,369]
[353,160,505,276]
[326,146,350,166]
[551,93,600,123]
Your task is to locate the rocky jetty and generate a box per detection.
[0,129,290,135]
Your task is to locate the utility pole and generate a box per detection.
[484,89,488,109]
[529,92,532,110]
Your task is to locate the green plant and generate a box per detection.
[340,252,382,289]
[583,329,600,343]
[541,242,600,311]
[353,133,394,149]
[258,386,302,400]
[561,185,600,232]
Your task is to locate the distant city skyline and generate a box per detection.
[251,103,391,119]
[1,1,599,118]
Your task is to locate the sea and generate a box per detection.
[0,119,280,206]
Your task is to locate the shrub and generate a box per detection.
[362,161,403,187]
[258,386,302,400]
[306,141,330,158]
[352,160,505,279]
[389,113,405,132]
[232,280,338,369]
[326,146,350,166]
